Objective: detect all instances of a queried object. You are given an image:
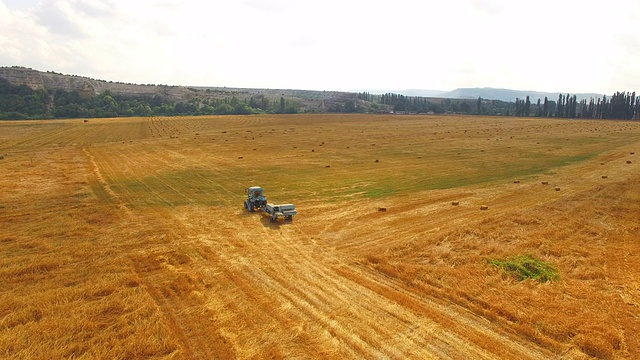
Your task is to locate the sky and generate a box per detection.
[1,0,639,94]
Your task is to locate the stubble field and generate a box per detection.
[1,114,639,359]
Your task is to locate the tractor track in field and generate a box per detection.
[82,147,132,214]
[185,207,555,359]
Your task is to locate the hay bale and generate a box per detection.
[451,201,460,206]
[378,207,387,212]
[375,159,379,163]
[601,162,605,165]
[631,152,635,155]
[555,187,561,191]
[238,156,243,159]
[602,175,608,179]
[627,160,632,164]
[541,181,549,185]
[325,165,331,168]
[513,180,521,184]
[480,205,489,210]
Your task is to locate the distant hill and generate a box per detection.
[0,66,359,111]
[3,66,633,121]
[0,66,372,119]
[438,87,603,102]
[358,87,604,103]
[0,67,604,105]
[355,89,447,97]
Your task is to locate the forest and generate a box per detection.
[0,78,301,120]
[1,77,639,120]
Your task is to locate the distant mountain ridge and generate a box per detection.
[439,87,603,102]
[0,66,360,109]
[0,66,604,104]
[363,87,603,102]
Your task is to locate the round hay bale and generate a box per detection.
[325,165,331,168]
[480,205,489,210]
[238,156,243,159]
[513,180,521,184]
[601,162,605,165]
[375,159,379,163]
[627,160,632,164]
[451,201,460,206]
[541,181,549,185]
[631,152,635,155]
[311,149,315,152]
[555,187,561,191]
[378,207,387,212]
[602,175,608,179]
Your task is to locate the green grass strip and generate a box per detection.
[489,255,559,283]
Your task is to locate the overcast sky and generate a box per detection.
[1,0,639,94]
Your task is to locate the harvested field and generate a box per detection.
[1,114,639,359]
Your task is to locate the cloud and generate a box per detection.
[1,0,639,93]
[242,0,293,12]
[74,0,116,18]
[470,0,506,15]
[34,1,86,38]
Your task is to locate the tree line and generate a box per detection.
[513,92,640,120]
[0,78,301,120]
[361,90,640,120]
[359,92,516,115]
[1,76,639,120]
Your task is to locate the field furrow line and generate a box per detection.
[204,213,523,359]
[82,147,131,214]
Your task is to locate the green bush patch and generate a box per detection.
[489,255,559,283]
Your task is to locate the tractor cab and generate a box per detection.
[247,186,264,199]
[244,186,267,212]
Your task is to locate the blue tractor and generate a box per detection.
[244,186,267,212]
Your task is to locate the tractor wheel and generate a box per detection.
[248,202,254,212]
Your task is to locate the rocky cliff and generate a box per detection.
[0,67,196,101]
[0,66,359,111]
